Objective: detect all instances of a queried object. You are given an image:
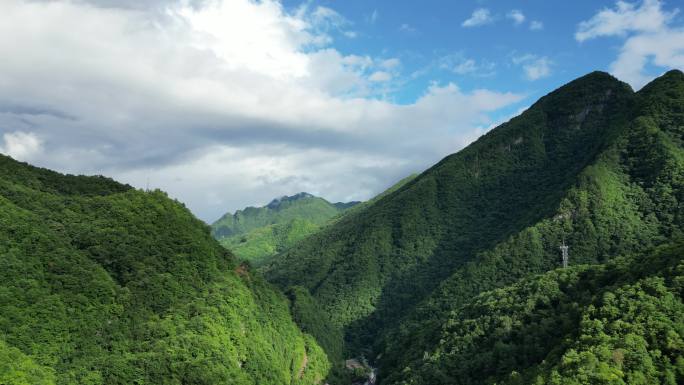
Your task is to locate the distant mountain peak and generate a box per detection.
[211,191,360,241]
[267,192,316,209]
[664,68,684,77]
[211,190,362,263]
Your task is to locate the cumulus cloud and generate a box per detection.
[0,0,524,221]
[0,132,43,161]
[523,58,552,80]
[381,58,401,69]
[369,71,392,82]
[575,0,677,41]
[399,23,418,34]
[57,0,207,10]
[576,0,683,88]
[299,4,357,39]
[513,54,552,80]
[530,20,544,30]
[114,80,522,220]
[439,54,496,77]
[462,8,493,27]
[453,59,478,74]
[507,10,525,26]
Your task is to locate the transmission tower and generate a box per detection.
[559,239,569,268]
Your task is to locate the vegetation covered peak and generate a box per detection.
[212,191,359,238]
[267,192,317,209]
[211,191,361,264]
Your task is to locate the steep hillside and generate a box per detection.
[384,242,684,384]
[377,69,684,380]
[0,156,330,385]
[212,192,359,264]
[265,70,684,380]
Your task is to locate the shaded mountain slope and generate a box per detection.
[266,71,635,338]
[0,155,330,385]
[377,69,684,379]
[212,192,359,264]
[264,70,684,381]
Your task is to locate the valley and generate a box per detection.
[3,1,684,384]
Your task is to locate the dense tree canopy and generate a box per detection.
[0,156,329,385]
[383,243,684,385]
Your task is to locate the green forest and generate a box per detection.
[0,156,329,384]
[1,69,684,385]
[384,242,684,384]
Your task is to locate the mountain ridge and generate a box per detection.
[267,70,635,325]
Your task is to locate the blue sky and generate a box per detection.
[0,0,682,221]
[284,0,682,107]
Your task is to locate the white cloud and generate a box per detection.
[0,132,43,161]
[341,54,374,68]
[611,29,684,87]
[177,0,312,79]
[399,23,417,33]
[454,59,477,74]
[530,20,544,30]
[309,5,346,27]
[524,58,552,80]
[462,8,493,27]
[576,0,677,42]
[439,55,496,77]
[513,54,552,80]
[507,10,525,26]
[381,58,401,69]
[113,81,522,220]
[368,9,379,24]
[0,0,524,221]
[294,3,359,42]
[369,71,392,82]
[576,0,683,88]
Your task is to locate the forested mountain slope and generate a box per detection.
[265,70,684,381]
[212,192,358,264]
[0,156,329,385]
[384,242,684,384]
[377,69,684,381]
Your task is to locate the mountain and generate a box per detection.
[0,155,329,385]
[211,192,359,264]
[264,70,684,382]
